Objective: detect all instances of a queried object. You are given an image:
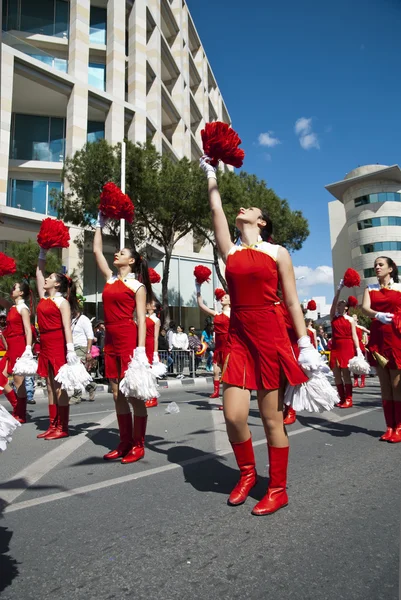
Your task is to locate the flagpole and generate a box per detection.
[120,141,126,250]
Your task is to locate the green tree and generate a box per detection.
[349,306,371,329]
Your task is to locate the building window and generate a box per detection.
[361,241,401,254]
[28,53,68,72]
[90,6,107,44]
[358,216,401,230]
[3,0,69,37]
[87,121,105,143]
[11,114,65,162]
[364,268,376,278]
[88,62,106,90]
[354,192,401,208]
[8,179,62,216]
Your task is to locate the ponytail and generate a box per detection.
[259,209,274,243]
[54,273,80,316]
[128,249,152,303]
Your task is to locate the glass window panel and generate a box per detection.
[54,0,69,37]
[377,193,386,202]
[54,57,68,72]
[369,193,377,203]
[372,218,380,227]
[386,192,395,201]
[21,0,54,35]
[31,180,47,213]
[6,0,19,30]
[88,63,106,90]
[49,117,65,161]
[12,114,50,160]
[47,181,62,216]
[388,217,396,226]
[87,121,105,143]
[90,7,107,44]
[396,193,401,202]
[29,53,53,66]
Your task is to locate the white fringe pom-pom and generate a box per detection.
[0,404,21,451]
[12,355,38,376]
[55,362,93,396]
[151,361,167,378]
[284,371,338,413]
[348,355,370,375]
[119,357,159,401]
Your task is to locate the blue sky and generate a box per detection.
[187,0,401,301]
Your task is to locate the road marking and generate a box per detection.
[209,399,231,454]
[4,406,380,514]
[69,410,114,418]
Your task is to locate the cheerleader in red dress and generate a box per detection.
[144,299,162,408]
[306,319,317,348]
[351,314,370,388]
[329,285,360,409]
[362,256,401,442]
[197,286,230,406]
[200,157,321,516]
[93,213,153,463]
[0,281,33,422]
[36,251,81,439]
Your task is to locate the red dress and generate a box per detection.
[213,313,230,366]
[329,315,355,369]
[103,275,143,379]
[307,329,316,348]
[356,327,365,353]
[281,305,299,358]
[222,243,307,390]
[145,314,160,364]
[37,296,67,377]
[0,303,28,373]
[367,283,401,369]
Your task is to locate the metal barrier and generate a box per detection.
[158,349,197,377]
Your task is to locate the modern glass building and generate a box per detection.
[1,0,232,325]
[326,164,401,297]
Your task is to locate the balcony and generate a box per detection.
[3,31,68,73]
[7,179,62,217]
[10,114,65,163]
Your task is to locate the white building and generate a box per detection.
[0,0,232,328]
[326,164,401,300]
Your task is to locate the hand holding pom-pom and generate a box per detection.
[343,268,361,288]
[148,268,161,284]
[99,182,134,223]
[194,265,212,285]
[201,122,245,168]
[0,253,17,277]
[37,218,70,249]
[199,155,217,179]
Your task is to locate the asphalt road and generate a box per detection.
[0,379,400,600]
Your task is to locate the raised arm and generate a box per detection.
[196,287,216,317]
[200,158,233,262]
[278,247,307,340]
[36,248,47,300]
[93,217,113,281]
[330,279,344,320]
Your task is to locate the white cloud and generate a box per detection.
[294,265,333,287]
[258,131,281,147]
[294,117,320,150]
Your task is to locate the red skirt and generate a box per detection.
[368,320,401,369]
[104,321,137,379]
[329,338,355,369]
[37,329,66,377]
[0,334,26,374]
[213,333,229,366]
[222,304,307,391]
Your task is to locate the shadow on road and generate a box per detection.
[296,415,383,438]
[30,416,99,437]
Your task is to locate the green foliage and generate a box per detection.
[349,306,372,329]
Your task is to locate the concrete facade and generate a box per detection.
[326,164,401,299]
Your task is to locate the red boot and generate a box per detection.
[121,415,148,463]
[210,380,220,399]
[339,384,353,409]
[335,383,345,407]
[252,446,289,516]
[145,398,158,408]
[227,437,257,506]
[283,405,296,425]
[37,404,58,438]
[5,389,17,411]
[388,402,401,443]
[360,375,366,388]
[45,405,69,439]
[353,375,359,387]
[103,413,133,460]
[14,396,27,424]
[380,400,395,441]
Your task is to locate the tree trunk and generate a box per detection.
[213,244,228,291]
[161,245,173,326]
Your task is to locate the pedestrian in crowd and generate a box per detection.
[172,325,189,379]
[317,325,328,351]
[362,255,401,442]
[167,321,176,374]
[188,326,202,377]
[69,309,97,404]
[201,322,215,373]
[158,328,173,372]
[200,155,320,515]
[351,314,370,388]
[94,321,105,377]
[0,281,33,423]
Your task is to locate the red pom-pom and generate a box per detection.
[215,288,226,302]
[201,121,245,168]
[194,265,212,285]
[307,300,317,311]
[0,252,17,277]
[37,218,70,249]
[343,268,361,288]
[347,295,358,307]
[148,268,161,284]
[99,182,134,224]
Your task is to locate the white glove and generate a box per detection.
[153,352,160,363]
[297,336,322,372]
[95,211,107,229]
[199,155,217,179]
[356,348,363,358]
[22,345,33,359]
[38,248,48,261]
[337,278,344,291]
[66,342,79,365]
[195,282,201,294]
[375,312,394,324]
[134,346,149,366]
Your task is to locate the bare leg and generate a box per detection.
[257,386,288,448]
[222,383,251,443]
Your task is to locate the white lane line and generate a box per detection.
[70,410,114,418]
[0,412,117,505]
[4,406,380,514]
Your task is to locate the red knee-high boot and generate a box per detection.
[353,375,359,387]
[121,415,148,463]
[210,380,220,399]
[37,404,58,438]
[5,390,17,411]
[283,405,296,425]
[45,405,69,439]
[14,396,27,424]
[335,383,345,407]
[360,375,366,388]
[252,445,289,516]
[388,402,401,443]
[103,413,133,460]
[339,384,353,409]
[227,437,257,506]
[380,400,395,441]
